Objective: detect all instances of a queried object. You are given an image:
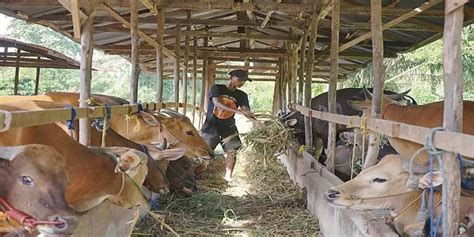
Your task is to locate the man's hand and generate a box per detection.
[238,110,257,120]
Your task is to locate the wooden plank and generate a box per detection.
[157,1,315,13]
[100,3,178,60]
[291,104,474,159]
[180,31,299,42]
[34,57,40,95]
[79,0,94,146]
[442,0,466,235]
[173,23,181,111]
[13,49,20,95]
[327,0,340,173]
[0,102,203,131]
[198,36,208,129]
[155,7,165,105]
[364,0,386,169]
[339,0,443,52]
[130,0,140,104]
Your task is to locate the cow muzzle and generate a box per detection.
[37,215,78,235]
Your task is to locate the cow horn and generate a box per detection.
[161,109,182,118]
[363,86,372,99]
[402,160,430,174]
[386,89,412,101]
[155,138,168,150]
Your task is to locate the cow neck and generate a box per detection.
[380,103,397,119]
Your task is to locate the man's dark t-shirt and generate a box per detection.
[201,84,249,133]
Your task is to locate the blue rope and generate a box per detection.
[65,106,76,137]
[429,152,436,237]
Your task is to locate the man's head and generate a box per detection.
[229,69,251,88]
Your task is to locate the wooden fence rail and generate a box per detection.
[0,102,202,132]
[291,104,474,159]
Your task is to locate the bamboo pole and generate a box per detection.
[130,0,140,104]
[174,24,181,111]
[327,0,340,173]
[298,21,308,105]
[198,35,208,129]
[34,57,40,95]
[13,49,20,95]
[304,13,319,151]
[363,0,385,169]
[155,7,165,106]
[280,58,287,113]
[79,0,94,146]
[441,0,466,235]
[290,43,298,104]
[192,36,197,124]
[182,10,191,115]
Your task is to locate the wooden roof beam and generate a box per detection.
[339,0,443,53]
[157,1,315,13]
[100,3,178,60]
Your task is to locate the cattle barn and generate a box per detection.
[0,0,473,236]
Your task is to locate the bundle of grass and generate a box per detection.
[239,114,297,168]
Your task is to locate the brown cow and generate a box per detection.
[348,99,474,165]
[0,145,77,235]
[0,102,150,212]
[43,92,213,161]
[325,155,474,236]
[0,99,186,195]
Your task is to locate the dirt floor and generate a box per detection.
[133,149,321,236]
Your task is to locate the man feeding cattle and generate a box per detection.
[201,69,255,182]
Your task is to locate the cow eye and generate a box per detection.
[372,178,387,183]
[185,131,194,136]
[19,176,35,186]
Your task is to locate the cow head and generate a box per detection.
[166,156,199,197]
[142,145,186,194]
[156,110,213,161]
[325,154,442,210]
[0,145,78,235]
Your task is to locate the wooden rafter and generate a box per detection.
[339,0,443,52]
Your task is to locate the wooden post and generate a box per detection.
[130,0,140,104]
[155,7,165,106]
[198,35,208,128]
[174,24,181,111]
[34,57,40,95]
[192,36,198,124]
[13,49,20,95]
[291,43,298,104]
[272,66,282,114]
[363,0,385,169]
[298,22,308,105]
[182,10,191,115]
[79,0,95,146]
[441,0,466,235]
[280,58,287,113]
[327,0,340,173]
[304,13,319,151]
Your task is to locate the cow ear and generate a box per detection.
[148,147,186,161]
[347,100,368,111]
[118,150,143,172]
[139,111,161,126]
[284,118,297,127]
[339,131,354,143]
[0,146,21,161]
[418,171,443,189]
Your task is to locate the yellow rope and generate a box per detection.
[350,129,359,179]
[360,116,369,167]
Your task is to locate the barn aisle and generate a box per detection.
[133,148,321,236]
